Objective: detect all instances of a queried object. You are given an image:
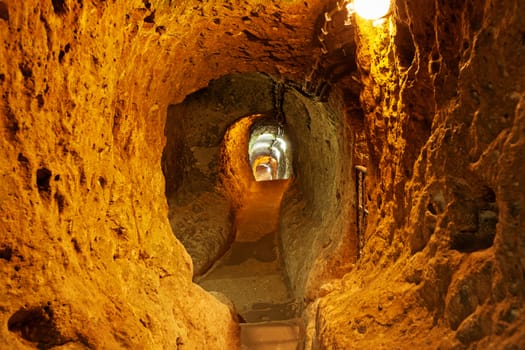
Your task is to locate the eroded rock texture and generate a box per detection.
[0,0,326,348]
[0,0,524,349]
[310,0,525,349]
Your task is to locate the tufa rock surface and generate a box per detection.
[1,0,524,349]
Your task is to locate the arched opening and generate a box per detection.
[248,119,293,182]
[162,72,356,324]
[198,113,296,323]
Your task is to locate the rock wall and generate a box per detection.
[1,0,327,347]
[1,0,523,348]
[311,0,525,349]
[280,89,357,303]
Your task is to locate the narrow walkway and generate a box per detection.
[240,319,301,350]
[198,180,298,323]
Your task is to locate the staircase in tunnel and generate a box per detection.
[197,179,301,349]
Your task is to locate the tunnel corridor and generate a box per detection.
[198,179,295,323]
[197,116,297,325]
[161,72,354,347]
[1,0,524,349]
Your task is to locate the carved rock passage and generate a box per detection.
[0,0,323,348]
[310,1,525,349]
[0,0,524,350]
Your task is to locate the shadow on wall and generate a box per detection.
[278,88,357,301]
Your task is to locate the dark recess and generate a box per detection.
[51,0,67,14]
[0,1,8,21]
[0,245,13,261]
[36,168,52,193]
[8,306,68,349]
[450,186,497,252]
[144,11,155,23]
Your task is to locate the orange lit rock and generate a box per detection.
[0,0,524,349]
[310,1,525,349]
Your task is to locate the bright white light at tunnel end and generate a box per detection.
[347,0,391,21]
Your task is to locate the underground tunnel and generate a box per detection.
[162,73,353,328]
[1,0,524,349]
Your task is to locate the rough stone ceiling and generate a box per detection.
[1,0,525,349]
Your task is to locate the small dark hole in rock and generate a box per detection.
[36,168,52,193]
[64,43,71,53]
[113,227,125,236]
[14,265,20,271]
[0,73,5,82]
[0,1,9,21]
[0,245,13,261]
[98,176,107,188]
[8,306,67,348]
[450,230,494,252]
[54,174,60,181]
[481,186,496,203]
[51,0,67,14]
[17,153,29,163]
[54,192,66,213]
[58,50,65,63]
[18,63,32,78]
[71,238,81,253]
[431,61,440,74]
[37,94,44,108]
[144,11,155,23]
[5,108,18,136]
[427,202,437,215]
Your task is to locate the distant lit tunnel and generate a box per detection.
[248,119,292,182]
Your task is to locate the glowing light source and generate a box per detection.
[350,0,391,20]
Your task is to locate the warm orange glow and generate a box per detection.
[252,155,278,181]
[349,0,391,20]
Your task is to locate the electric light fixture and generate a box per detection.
[347,0,391,20]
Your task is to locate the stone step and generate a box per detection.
[240,319,301,350]
[198,271,297,322]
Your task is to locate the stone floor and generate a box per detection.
[240,319,301,350]
[197,180,300,348]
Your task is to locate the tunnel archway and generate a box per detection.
[199,112,295,322]
[162,72,357,320]
[248,118,293,182]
